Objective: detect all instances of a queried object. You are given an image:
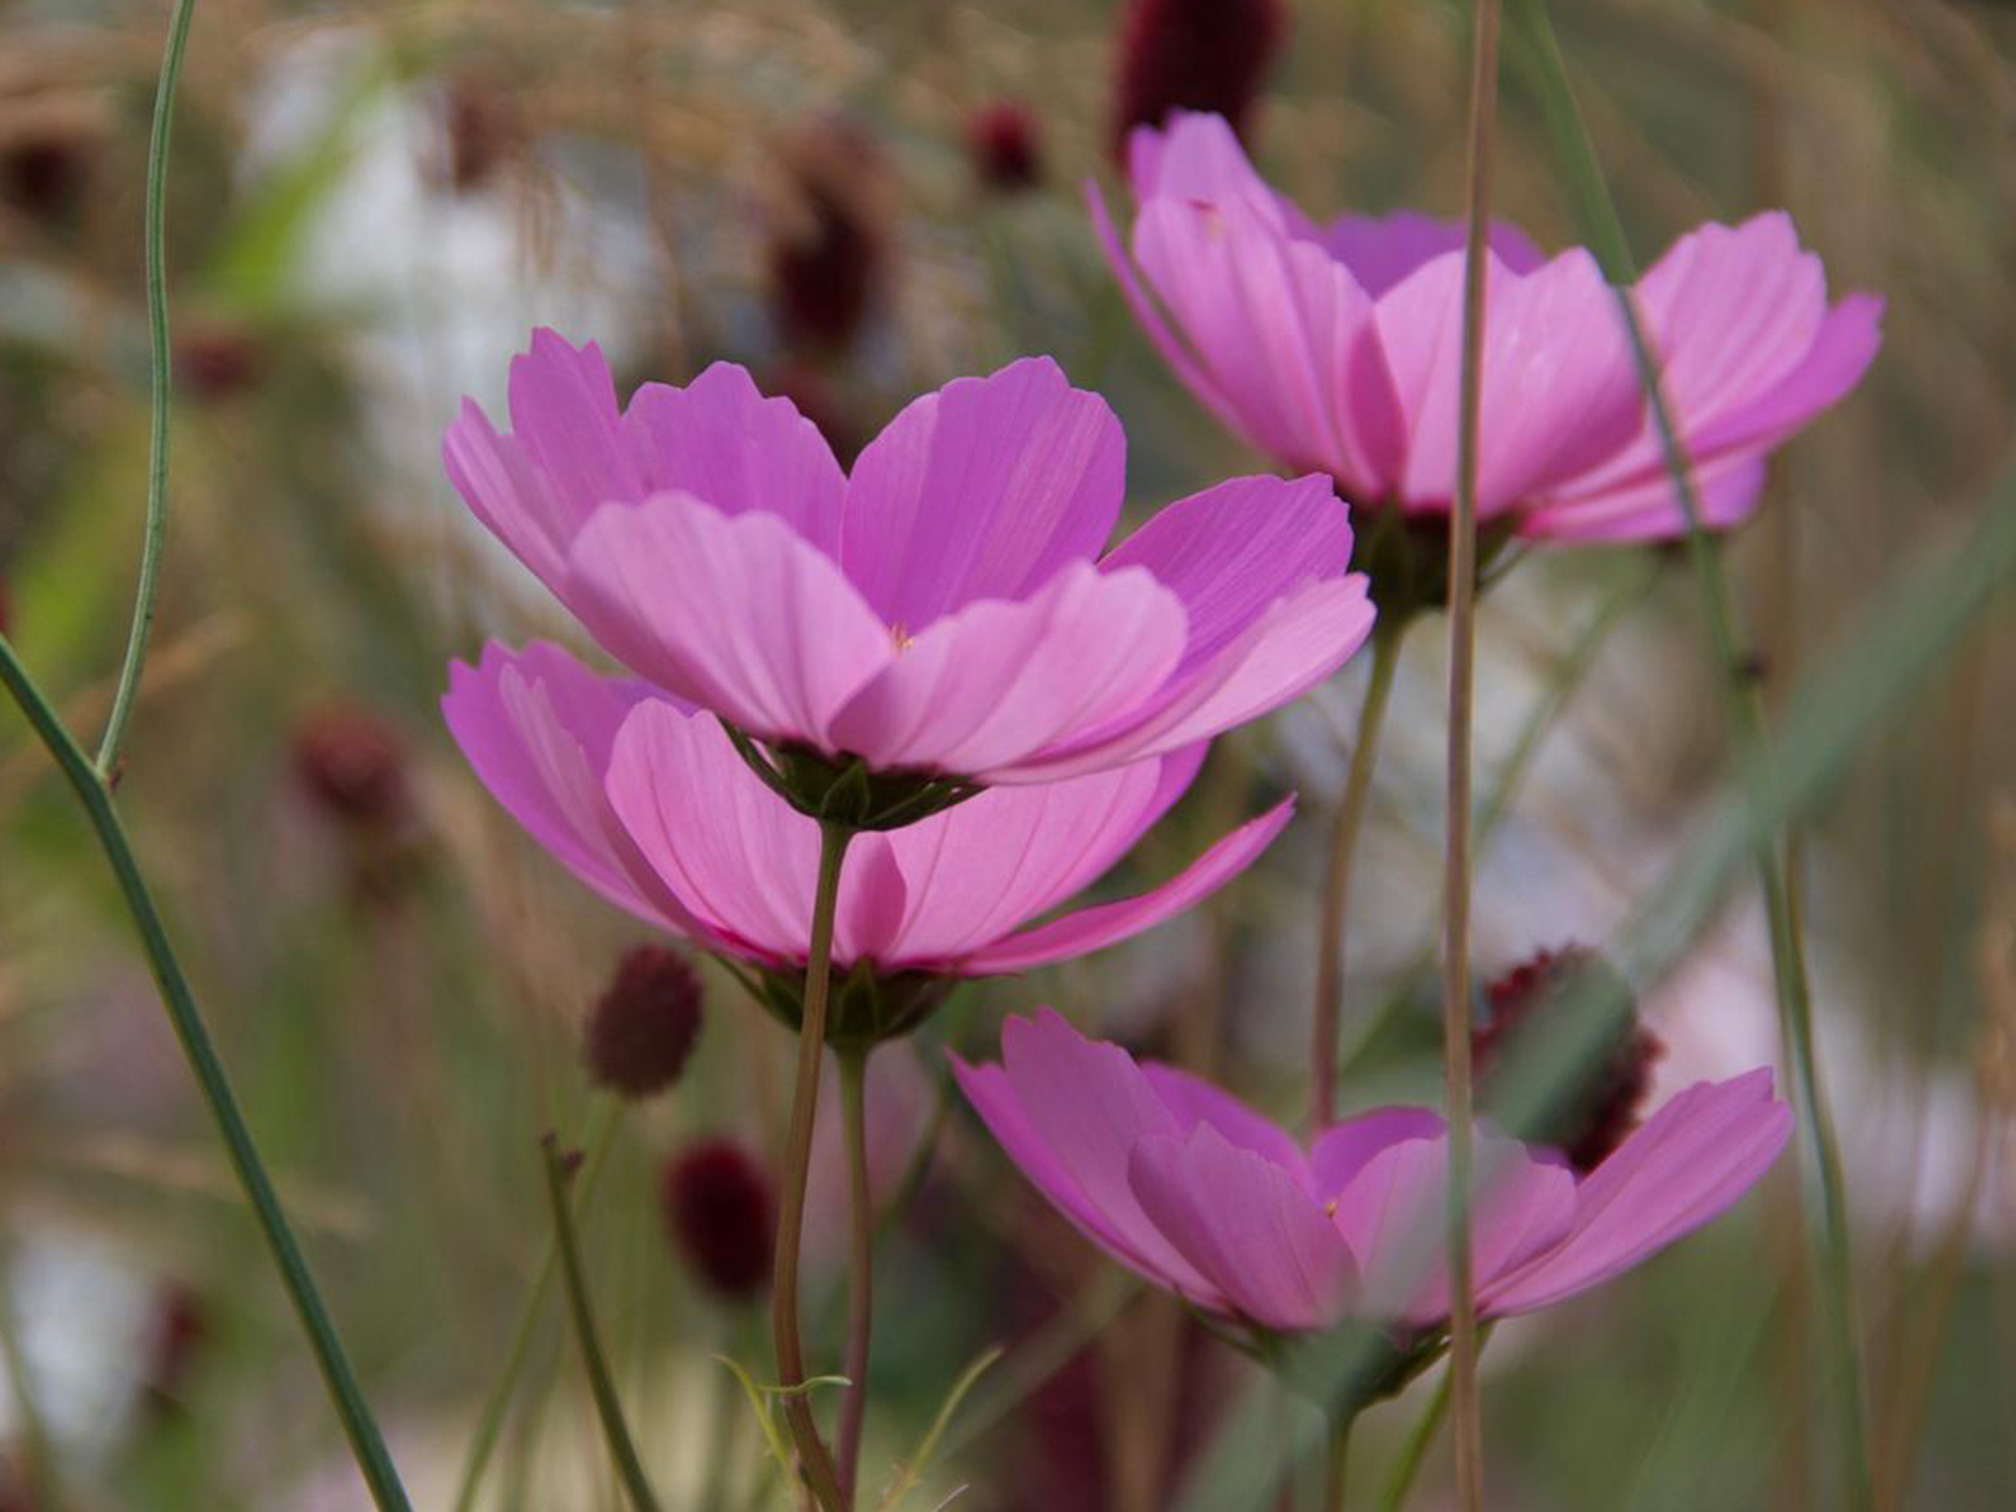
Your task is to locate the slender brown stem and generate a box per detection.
[1312,627,1404,1130]
[835,1048,875,1504]
[771,821,853,1512]
[1444,0,1504,1507]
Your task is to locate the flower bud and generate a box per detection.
[1112,0,1286,160]
[1474,945,1664,1173]
[661,1139,773,1301]
[968,102,1043,194]
[583,946,703,1100]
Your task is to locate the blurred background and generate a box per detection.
[1,0,2013,1507]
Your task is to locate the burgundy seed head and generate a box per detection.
[436,73,523,194]
[584,945,704,1100]
[1,133,89,224]
[1111,0,1287,161]
[968,102,1044,194]
[662,1139,774,1301]
[175,321,263,402]
[767,122,890,353]
[1475,945,1664,1173]
[292,704,409,831]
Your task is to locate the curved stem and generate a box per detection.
[1508,5,1869,1503]
[540,1135,662,1512]
[1311,626,1404,1130]
[452,1098,624,1512]
[98,0,198,777]
[1445,0,1503,1507]
[1322,1409,1356,1512]
[772,820,854,1512]
[0,636,413,1510]
[835,1048,875,1504]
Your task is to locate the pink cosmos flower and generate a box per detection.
[952,1011,1791,1333]
[1090,111,1883,543]
[444,334,1373,791]
[443,641,1290,984]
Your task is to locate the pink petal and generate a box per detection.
[440,641,711,937]
[826,561,1187,780]
[1519,450,1767,543]
[1374,248,1642,515]
[602,699,819,963]
[566,493,892,750]
[840,358,1126,630]
[1128,1124,1355,1330]
[963,1011,1224,1300]
[1311,1106,1448,1197]
[1123,111,1296,230]
[622,361,848,555]
[1012,574,1375,781]
[1521,216,1881,538]
[1484,1071,1792,1316]
[1130,198,1402,490]
[961,798,1293,973]
[869,752,1195,966]
[1331,1132,1577,1324]
[1310,211,1547,297]
[1139,1061,1312,1189]
[950,1055,1227,1308]
[1101,473,1359,679]
[1088,177,1250,436]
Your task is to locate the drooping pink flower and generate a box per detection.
[953,1010,1791,1333]
[1090,111,1883,545]
[444,335,1373,792]
[443,640,1290,983]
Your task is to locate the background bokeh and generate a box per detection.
[2,0,2013,1507]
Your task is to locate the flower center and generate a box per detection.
[889,622,916,652]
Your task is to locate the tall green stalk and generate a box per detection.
[1442,0,1505,1506]
[0,637,413,1510]
[835,1048,876,1503]
[1506,4,1869,1503]
[771,821,854,1512]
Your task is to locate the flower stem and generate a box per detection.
[772,820,854,1512]
[452,1098,625,1512]
[1445,0,1504,1506]
[540,1134,663,1512]
[1321,1409,1356,1512]
[1508,5,1869,1504]
[0,635,413,1511]
[835,1047,876,1504]
[1312,624,1404,1131]
[1374,1365,1452,1512]
[98,0,198,778]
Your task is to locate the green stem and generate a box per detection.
[1322,1409,1356,1512]
[98,0,198,777]
[540,1134,662,1512]
[1374,1367,1452,1512]
[1444,0,1503,1507]
[452,1098,625,1512]
[835,1048,875,1505]
[1508,5,1869,1504]
[0,635,413,1511]
[771,820,854,1512]
[1312,624,1404,1130]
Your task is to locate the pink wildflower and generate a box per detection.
[953,1010,1791,1333]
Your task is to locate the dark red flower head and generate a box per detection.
[584,945,704,1100]
[175,321,263,402]
[435,73,523,194]
[767,122,890,353]
[662,1139,774,1301]
[1,132,90,225]
[1474,945,1665,1173]
[1112,0,1287,161]
[968,102,1044,194]
[291,704,410,831]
